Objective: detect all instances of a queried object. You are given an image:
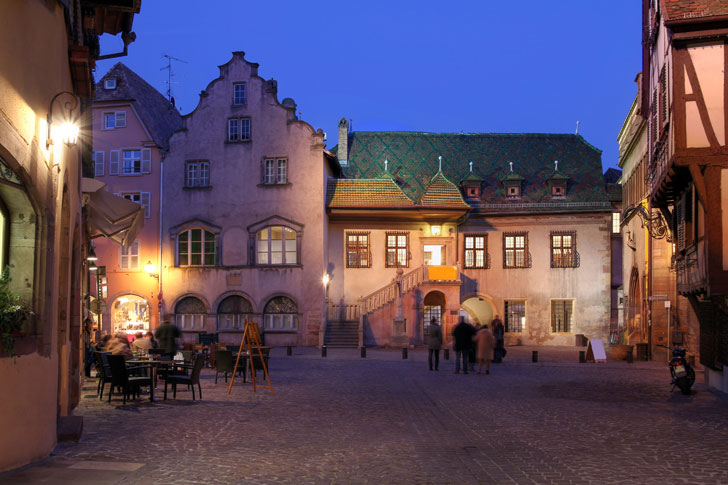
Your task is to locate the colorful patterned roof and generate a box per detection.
[327,179,414,208]
[340,132,609,209]
[662,0,728,22]
[420,172,470,208]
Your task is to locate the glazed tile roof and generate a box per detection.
[340,132,609,211]
[94,63,182,150]
[420,172,470,208]
[662,0,728,21]
[327,178,414,208]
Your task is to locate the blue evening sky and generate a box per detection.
[96,0,641,170]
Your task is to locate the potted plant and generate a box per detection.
[609,327,634,361]
[0,268,33,357]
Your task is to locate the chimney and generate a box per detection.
[337,118,349,166]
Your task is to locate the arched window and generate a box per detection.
[263,296,297,332]
[175,296,206,331]
[178,228,216,266]
[217,295,253,331]
[257,226,297,265]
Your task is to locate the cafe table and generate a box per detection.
[127,358,181,401]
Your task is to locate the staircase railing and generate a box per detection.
[359,265,428,315]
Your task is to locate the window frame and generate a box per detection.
[263,158,288,184]
[385,231,409,268]
[346,231,371,268]
[551,299,574,333]
[185,160,210,188]
[233,82,247,105]
[121,191,151,219]
[503,232,529,269]
[120,240,140,270]
[256,225,298,266]
[612,212,621,234]
[505,183,521,200]
[104,79,117,90]
[550,231,577,268]
[227,117,251,142]
[177,228,217,267]
[504,300,526,333]
[463,234,488,269]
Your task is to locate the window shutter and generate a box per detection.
[94,151,105,177]
[141,148,152,173]
[676,197,686,250]
[115,111,126,128]
[141,192,151,218]
[109,150,120,175]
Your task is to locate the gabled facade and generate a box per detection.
[91,63,182,337]
[326,126,619,347]
[642,0,728,388]
[161,52,332,346]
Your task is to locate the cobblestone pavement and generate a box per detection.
[3,346,728,484]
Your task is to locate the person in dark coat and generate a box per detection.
[492,315,505,363]
[452,317,476,374]
[427,317,442,371]
[155,314,181,358]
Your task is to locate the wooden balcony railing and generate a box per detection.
[675,243,707,295]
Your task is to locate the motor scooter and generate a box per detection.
[657,344,695,395]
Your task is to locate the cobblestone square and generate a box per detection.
[3,347,728,484]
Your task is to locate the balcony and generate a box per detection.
[675,243,707,295]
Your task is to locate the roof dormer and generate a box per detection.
[546,160,569,199]
[502,161,524,200]
[460,161,484,199]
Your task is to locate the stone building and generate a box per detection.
[161,52,333,347]
[0,0,140,472]
[91,63,182,336]
[639,0,728,391]
[325,124,621,347]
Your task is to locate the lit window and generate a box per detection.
[120,240,140,270]
[346,232,370,268]
[257,226,297,265]
[233,83,247,105]
[228,118,251,141]
[551,232,577,268]
[612,212,621,234]
[385,232,409,268]
[464,235,487,269]
[505,300,525,332]
[503,233,528,268]
[178,229,216,267]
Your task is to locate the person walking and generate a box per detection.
[473,324,495,374]
[492,315,505,363]
[155,314,181,359]
[427,317,442,371]
[453,317,475,374]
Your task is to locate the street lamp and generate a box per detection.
[46,91,80,148]
[144,260,159,280]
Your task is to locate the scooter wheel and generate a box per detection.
[676,376,692,395]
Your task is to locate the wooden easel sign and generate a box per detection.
[586,339,607,363]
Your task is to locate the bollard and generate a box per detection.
[626,350,634,363]
[579,350,586,363]
[286,346,292,356]
[532,350,538,363]
[402,347,408,359]
[444,349,450,360]
[321,345,327,357]
[361,346,366,358]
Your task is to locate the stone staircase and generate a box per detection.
[324,320,360,348]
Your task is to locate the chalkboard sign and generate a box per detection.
[586,339,607,363]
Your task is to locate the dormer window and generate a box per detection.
[551,184,565,198]
[547,161,569,199]
[501,161,524,200]
[506,184,521,199]
[467,186,480,198]
[104,79,117,90]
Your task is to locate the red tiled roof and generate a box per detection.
[327,179,415,208]
[419,173,470,208]
[662,0,728,22]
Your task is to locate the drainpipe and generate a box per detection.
[157,151,164,326]
[647,200,653,360]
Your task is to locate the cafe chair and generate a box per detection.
[214,350,234,383]
[107,354,152,405]
[164,353,204,400]
[248,347,271,381]
[94,351,113,400]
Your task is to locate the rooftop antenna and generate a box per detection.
[161,54,188,103]
[438,156,442,173]
[575,120,580,135]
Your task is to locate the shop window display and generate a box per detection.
[112,295,150,336]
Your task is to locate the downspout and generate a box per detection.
[157,151,164,325]
[647,199,653,360]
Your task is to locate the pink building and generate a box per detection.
[92,63,182,336]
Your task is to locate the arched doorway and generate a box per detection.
[111,294,151,337]
[461,296,495,327]
[423,291,446,335]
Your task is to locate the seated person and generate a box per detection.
[105,332,133,360]
[131,331,154,353]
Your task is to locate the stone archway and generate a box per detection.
[423,291,446,338]
[460,295,495,327]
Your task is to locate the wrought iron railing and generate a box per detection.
[675,244,707,294]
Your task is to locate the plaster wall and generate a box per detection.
[162,53,327,346]
[91,102,163,332]
[684,44,726,148]
[0,1,84,472]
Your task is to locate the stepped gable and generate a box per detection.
[662,0,728,22]
[420,172,470,208]
[341,132,609,208]
[326,178,415,208]
[95,62,182,150]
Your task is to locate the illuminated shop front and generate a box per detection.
[112,294,150,335]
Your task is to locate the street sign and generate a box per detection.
[90,298,107,315]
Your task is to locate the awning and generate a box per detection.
[82,177,144,249]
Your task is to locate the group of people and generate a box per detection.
[427,315,505,374]
[93,315,182,361]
